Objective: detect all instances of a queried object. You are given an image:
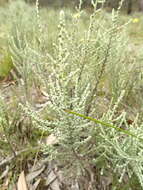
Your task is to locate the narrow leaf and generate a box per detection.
[17,171,28,190]
[64,109,143,142]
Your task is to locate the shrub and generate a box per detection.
[0,0,143,189]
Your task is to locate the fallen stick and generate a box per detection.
[0,147,40,168]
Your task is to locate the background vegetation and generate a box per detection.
[0,0,143,189]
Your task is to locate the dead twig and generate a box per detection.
[0,146,40,168]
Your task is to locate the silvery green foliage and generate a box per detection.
[98,101,143,187]
[7,1,143,188]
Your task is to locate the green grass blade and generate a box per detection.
[64,109,143,142]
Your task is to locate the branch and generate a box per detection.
[0,146,39,168]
